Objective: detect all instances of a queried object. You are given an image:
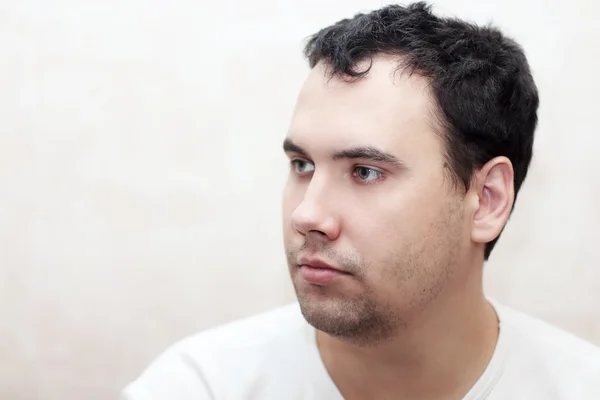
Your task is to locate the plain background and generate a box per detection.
[1,0,599,399]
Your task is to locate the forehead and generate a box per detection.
[289,56,442,156]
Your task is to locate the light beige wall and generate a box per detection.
[0,0,598,399]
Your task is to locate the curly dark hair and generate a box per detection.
[303,2,539,260]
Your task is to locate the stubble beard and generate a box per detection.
[286,245,403,347]
[285,205,461,347]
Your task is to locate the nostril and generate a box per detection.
[309,229,328,238]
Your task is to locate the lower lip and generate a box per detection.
[299,265,349,285]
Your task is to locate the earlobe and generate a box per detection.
[471,157,515,245]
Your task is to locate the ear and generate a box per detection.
[470,157,515,245]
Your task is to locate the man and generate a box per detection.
[122,3,600,399]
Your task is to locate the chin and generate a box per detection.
[294,284,394,344]
[298,293,354,330]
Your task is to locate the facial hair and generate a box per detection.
[286,239,402,346]
[284,199,461,347]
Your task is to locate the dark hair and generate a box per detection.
[303,2,539,260]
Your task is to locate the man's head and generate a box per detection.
[282,2,538,344]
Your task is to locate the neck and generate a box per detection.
[317,270,499,400]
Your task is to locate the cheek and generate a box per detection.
[282,180,303,226]
[347,188,454,274]
[352,190,437,245]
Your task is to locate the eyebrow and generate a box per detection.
[282,138,308,157]
[283,138,403,167]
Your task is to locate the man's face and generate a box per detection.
[282,57,470,344]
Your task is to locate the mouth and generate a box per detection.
[297,258,352,285]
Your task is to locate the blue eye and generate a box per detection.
[291,159,315,175]
[353,166,383,183]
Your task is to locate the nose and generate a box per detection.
[290,177,341,241]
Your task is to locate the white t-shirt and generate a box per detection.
[121,301,600,399]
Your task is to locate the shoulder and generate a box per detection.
[173,302,309,363]
[495,302,600,364]
[494,301,600,397]
[122,303,311,399]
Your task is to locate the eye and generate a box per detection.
[352,166,383,183]
[291,159,315,175]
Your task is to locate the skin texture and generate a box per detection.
[282,56,514,399]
